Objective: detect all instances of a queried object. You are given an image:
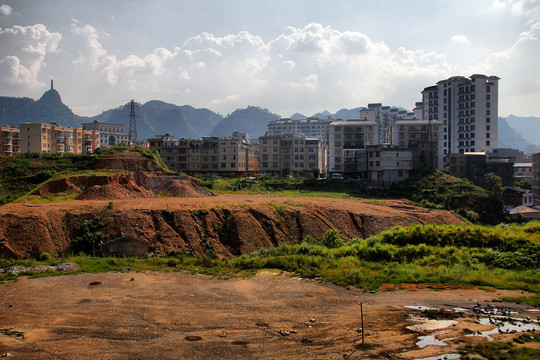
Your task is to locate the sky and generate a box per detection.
[0,0,539,118]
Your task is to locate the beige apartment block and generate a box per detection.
[258,134,326,176]
[20,123,99,154]
[149,134,256,176]
[0,126,21,156]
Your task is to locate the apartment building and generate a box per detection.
[447,152,514,188]
[258,134,326,176]
[386,118,444,169]
[83,120,130,147]
[533,153,540,205]
[149,134,256,176]
[366,146,414,186]
[421,74,499,164]
[20,123,99,154]
[328,119,379,178]
[266,118,333,142]
[360,103,412,144]
[0,126,20,156]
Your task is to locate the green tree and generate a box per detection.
[485,173,503,200]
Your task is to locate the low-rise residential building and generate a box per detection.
[20,123,99,154]
[447,152,514,188]
[514,162,533,179]
[503,187,534,207]
[0,126,20,156]
[328,119,378,178]
[366,146,414,186]
[492,148,526,162]
[83,120,130,147]
[149,134,256,176]
[258,134,326,176]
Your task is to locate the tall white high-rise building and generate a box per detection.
[421,74,499,164]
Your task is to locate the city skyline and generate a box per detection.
[0,0,539,118]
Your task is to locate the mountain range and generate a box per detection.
[0,89,538,153]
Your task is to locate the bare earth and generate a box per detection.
[0,272,537,359]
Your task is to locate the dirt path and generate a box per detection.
[0,272,537,359]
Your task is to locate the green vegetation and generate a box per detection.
[2,222,539,294]
[392,168,505,224]
[199,176,368,198]
[0,146,167,204]
[463,338,540,360]
[69,217,106,257]
[514,177,533,190]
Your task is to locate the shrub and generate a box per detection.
[321,229,345,248]
[69,217,106,256]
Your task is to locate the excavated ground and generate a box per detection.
[0,272,537,359]
[0,194,462,259]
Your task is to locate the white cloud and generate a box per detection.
[493,0,540,21]
[0,4,12,16]
[451,34,470,44]
[62,22,457,115]
[467,18,540,115]
[0,24,61,92]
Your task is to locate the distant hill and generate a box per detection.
[210,106,281,139]
[290,113,307,120]
[498,116,540,154]
[0,89,87,128]
[92,100,223,140]
[503,115,540,147]
[333,107,365,120]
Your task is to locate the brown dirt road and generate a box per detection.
[0,272,536,359]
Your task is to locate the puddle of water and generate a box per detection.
[467,317,540,340]
[416,335,447,348]
[415,354,460,360]
[405,305,438,311]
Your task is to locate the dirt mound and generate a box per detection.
[34,172,215,201]
[156,179,216,198]
[75,182,154,200]
[34,177,80,196]
[0,195,462,259]
[94,150,169,173]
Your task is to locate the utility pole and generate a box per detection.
[129,99,137,142]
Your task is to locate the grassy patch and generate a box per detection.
[463,341,540,360]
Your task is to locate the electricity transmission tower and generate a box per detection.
[129,99,137,142]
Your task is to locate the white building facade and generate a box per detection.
[421,74,499,166]
[266,118,333,142]
[83,120,130,147]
